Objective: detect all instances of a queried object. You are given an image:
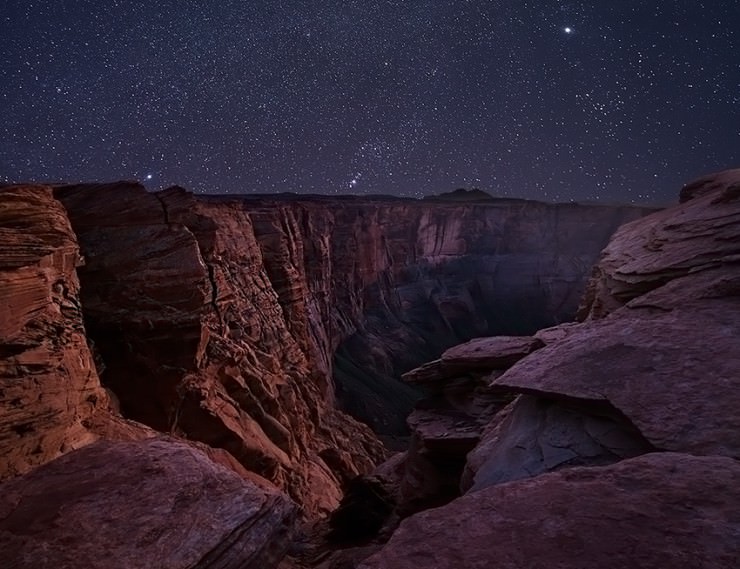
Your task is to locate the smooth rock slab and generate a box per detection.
[492,301,740,458]
[441,335,544,369]
[0,439,296,569]
[360,453,740,569]
[402,335,543,386]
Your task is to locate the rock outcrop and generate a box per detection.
[328,199,655,435]
[359,168,740,568]
[360,453,740,569]
[0,186,109,479]
[0,181,647,517]
[0,438,296,569]
[578,166,740,319]
[394,336,542,514]
[54,183,386,517]
[0,176,678,566]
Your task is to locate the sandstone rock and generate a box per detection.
[448,169,740,521]
[493,301,740,458]
[532,321,581,344]
[396,387,508,516]
[0,438,296,569]
[54,183,386,517]
[0,186,108,479]
[361,453,740,569]
[330,200,654,434]
[402,336,543,386]
[679,167,740,202]
[579,168,740,320]
[461,395,653,493]
[441,335,544,369]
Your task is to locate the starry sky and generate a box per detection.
[1,1,738,203]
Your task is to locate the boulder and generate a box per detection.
[0,439,296,569]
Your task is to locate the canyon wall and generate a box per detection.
[357,168,740,569]
[1,182,652,518]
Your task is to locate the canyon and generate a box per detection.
[1,169,738,568]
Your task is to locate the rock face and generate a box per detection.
[462,168,740,492]
[54,183,386,517]
[0,438,296,569]
[328,199,654,435]
[394,336,542,514]
[578,166,740,320]
[493,304,740,458]
[0,181,642,517]
[360,453,740,569]
[0,177,671,567]
[461,395,653,492]
[360,169,740,568]
[0,186,108,479]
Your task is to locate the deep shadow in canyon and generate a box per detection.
[329,198,656,439]
[0,182,654,518]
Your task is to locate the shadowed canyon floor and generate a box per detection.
[1,170,739,568]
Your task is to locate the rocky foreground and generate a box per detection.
[1,169,738,567]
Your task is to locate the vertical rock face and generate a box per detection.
[359,169,740,569]
[336,202,645,434]
[0,181,654,521]
[0,186,108,479]
[53,184,386,517]
[246,197,655,436]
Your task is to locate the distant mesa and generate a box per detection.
[424,187,498,202]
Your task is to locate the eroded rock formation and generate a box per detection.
[357,168,740,568]
[360,453,740,569]
[0,181,648,519]
[0,438,296,569]
[5,170,731,568]
[54,183,386,517]
[0,187,109,479]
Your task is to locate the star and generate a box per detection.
[0,2,736,203]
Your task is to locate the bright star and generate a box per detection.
[564,27,573,34]
[145,174,153,180]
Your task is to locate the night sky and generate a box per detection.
[1,1,738,203]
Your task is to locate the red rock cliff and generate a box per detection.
[1,182,653,518]
[0,187,108,479]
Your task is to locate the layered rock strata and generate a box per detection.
[0,187,109,479]
[54,183,386,516]
[0,179,659,557]
[359,168,740,567]
[395,336,541,514]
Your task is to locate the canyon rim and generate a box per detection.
[0,169,738,568]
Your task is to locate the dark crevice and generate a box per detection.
[153,192,170,225]
[204,261,222,325]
